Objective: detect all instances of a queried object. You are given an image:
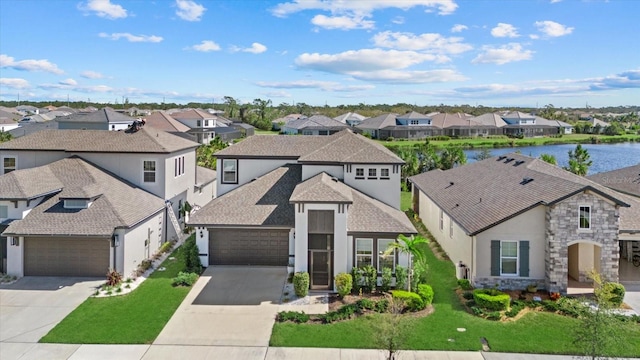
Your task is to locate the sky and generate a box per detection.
[0,0,639,108]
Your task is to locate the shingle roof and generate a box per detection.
[7,121,59,138]
[410,153,630,236]
[588,163,640,197]
[429,113,479,128]
[170,109,215,120]
[618,193,640,233]
[298,129,404,164]
[502,111,535,120]
[145,111,190,132]
[398,111,429,120]
[356,113,398,130]
[56,108,135,124]
[215,135,326,158]
[2,157,165,236]
[0,167,63,200]
[334,112,367,123]
[196,166,217,186]
[188,165,302,227]
[284,115,349,130]
[469,113,508,127]
[0,126,199,153]
[290,173,353,203]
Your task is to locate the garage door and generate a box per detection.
[25,237,110,277]
[209,229,289,266]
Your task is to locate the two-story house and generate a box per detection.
[170,109,241,144]
[56,107,136,131]
[188,130,416,290]
[410,154,639,294]
[0,127,216,278]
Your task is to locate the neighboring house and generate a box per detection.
[588,163,640,197]
[355,113,398,139]
[586,118,609,133]
[144,111,192,135]
[229,122,255,137]
[501,111,563,137]
[272,114,305,131]
[0,127,216,277]
[379,112,442,140]
[188,130,416,291]
[334,112,367,127]
[1,116,19,133]
[56,108,136,131]
[410,153,639,294]
[171,109,240,144]
[8,121,60,139]
[429,113,502,137]
[281,115,349,135]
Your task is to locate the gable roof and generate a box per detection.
[334,112,367,123]
[196,166,217,187]
[170,109,214,120]
[0,167,63,200]
[398,111,429,120]
[502,111,535,120]
[2,157,165,236]
[290,173,353,203]
[284,115,348,130]
[429,113,479,128]
[469,113,508,127]
[356,113,399,130]
[0,126,199,153]
[410,153,630,236]
[56,108,135,124]
[588,163,640,197]
[144,111,190,132]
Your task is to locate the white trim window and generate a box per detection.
[378,238,395,272]
[368,168,377,179]
[64,199,89,209]
[500,241,518,275]
[356,238,373,268]
[579,206,591,229]
[439,209,444,231]
[3,157,16,174]
[355,168,364,179]
[174,156,185,177]
[380,168,390,179]
[222,159,238,184]
[143,160,156,183]
[0,204,8,218]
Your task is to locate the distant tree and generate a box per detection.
[473,148,493,161]
[196,137,228,170]
[438,146,467,170]
[223,96,238,118]
[539,153,557,165]
[603,123,624,136]
[564,144,592,176]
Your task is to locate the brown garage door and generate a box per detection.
[209,229,289,266]
[25,237,110,277]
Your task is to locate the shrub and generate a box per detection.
[394,265,407,290]
[462,291,474,300]
[293,272,310,297]
[457,279,472,290]
[159,241,173,254]
[391,290,425,312]
[335,273,353,298]
[361,265,377,293]
[506,300,525,318]
[183,238,202,274]
[106,268,123,287]
[473,288,510,311]
[557,297,587,318]
[471,306,483,316]
[351,266,363,293]
[486,311,502,321]
[374,298,389,313]
[381,267,392,292]
[542,299,560,312]
[319,304,358,324]
[172,272,199,287]
[140,259,153,271]
[597,282,625,307]
[355,298,375,312]
[276,311,309,323]
[417,284,434,306]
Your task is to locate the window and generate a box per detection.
[302,130,313,135]
[3,157,16,174]
[356,238,373,268]
[197,120,201,127]
[410,119,419,125]
[204,120,209,127]
[380,168,390,179]
[174,156,185,177]
[449,217,454,237]
[439,209,444,231]
[0,205,7,218]
[355,168,364,179]
[368,168,377,179]
[222,159,238,184]
[143,160,156,183]
[500,241,518,275]
[64,199,88,209]
[378,239,395,271]
[579,206,591,229]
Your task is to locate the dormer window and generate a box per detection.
[64,199,89,209]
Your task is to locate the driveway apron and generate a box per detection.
[0,277,102,343]
[154,266,287,347]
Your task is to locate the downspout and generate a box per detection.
[471,235,475,282]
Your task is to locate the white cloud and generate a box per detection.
[175,0,206,21]
[98,32,163,43]
[231,42,268,54]
[491,23,519,38]
[451,24,468,33]
[311,14,374,30]
[348,69,467,83]
[295,49,447,73]
[529,34,540,40]
[472,43,533,65]
[0,54,64,74]
[86,85,113,92]
[79,0,127,19]
[0,78,30,89]
[81,70,104,79]
[188,40,221,52]
[391,16,405,25]
[256,80,374,92]
[272,0,458,17]
[372,31,472,55]
[535,20,574,37]
[59,78,78,86]
[550,0,562,3]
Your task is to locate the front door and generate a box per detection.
[308,234,333,290]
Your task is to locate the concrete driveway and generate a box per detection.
[154,266,287,347]
[0,277,102,343]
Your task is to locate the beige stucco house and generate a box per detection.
[410,154,639,294]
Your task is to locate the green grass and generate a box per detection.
[378,133,640,149]
[270,221,640,357]
[400,191,412,212]
[40,238,194,344]
[254,129,279,135]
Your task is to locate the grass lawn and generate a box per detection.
[377,133,640,149]
[400,191,412,211]
[254,129,279,135]
[270,221,640,357]
[40,238,194,344]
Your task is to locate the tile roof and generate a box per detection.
[56,108,135,124]
[356,113,398,130]
[0,167,63,200]
[2,157,165,236]
[144,111,190,132]
[0,126,199,153]
[410,153,630,235]
[188,165,302,227]
[290,173,353,203]
[588,163,640,197]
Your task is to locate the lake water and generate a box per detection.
[464,142,640,175]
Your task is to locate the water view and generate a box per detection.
[465,142,640,174]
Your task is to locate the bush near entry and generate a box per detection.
[473,288,510,311]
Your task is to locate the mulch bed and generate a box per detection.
[328,291,435,318]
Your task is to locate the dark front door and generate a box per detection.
[308,234,333,290]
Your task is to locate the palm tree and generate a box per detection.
[384,234,428,292]
[564,144,592,176]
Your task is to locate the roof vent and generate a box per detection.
[497,156,507,161]
[520,177,534,185]
[514,160,525,166]
[446,181,454,188]
[504,158,515,163]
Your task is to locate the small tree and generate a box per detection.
[384,235,428,292]
[473,148,493,161]
[183,237,202,274]
[373,297,407,360]
[564,144,592,176]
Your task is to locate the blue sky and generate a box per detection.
[0,0,638,107]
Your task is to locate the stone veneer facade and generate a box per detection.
[545,191,620,294]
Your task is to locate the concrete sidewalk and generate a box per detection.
[6,344,637,360]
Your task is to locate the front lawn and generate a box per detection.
[40,237,195,344]
[400,191,412,211]
[270,221,640,357]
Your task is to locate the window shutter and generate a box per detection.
[519,241,530,277]
[491,240,500,276]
